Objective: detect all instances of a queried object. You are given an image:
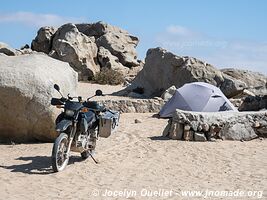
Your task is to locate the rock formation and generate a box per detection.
[50,23,100,81]
[0,42,20,56]
[163,109,267,141]
[0,54,78,142]
[121,47,267,98]
[221,68,267,96]
[31,21,142,81]
[31,26,57,54]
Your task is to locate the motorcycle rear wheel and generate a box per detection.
[52,133,69,172]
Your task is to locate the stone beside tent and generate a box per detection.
[121,47,267,99]
[31,21,142,81]
[163,109,267,141]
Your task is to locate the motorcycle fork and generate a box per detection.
[66,122,77,157]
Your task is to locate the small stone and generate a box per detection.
[134,119,142,123]
[184,130,193,141]
[253,121,260,128]
[202,123,210,132]
[209,125,216,137]
[170,123,184,140]
[194,132,207,142]
[210,138,217,142]
[184,125,191,131]
[214,126,222,133]
[197,125,203,132]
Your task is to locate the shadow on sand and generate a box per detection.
[0,155,84,175]
[148,136,170,141]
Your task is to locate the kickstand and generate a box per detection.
[89,153,98,164]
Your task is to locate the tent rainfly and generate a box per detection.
[159,82,237,118]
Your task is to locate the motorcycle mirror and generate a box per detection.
[95,89,103,96]
[54,84,60,92]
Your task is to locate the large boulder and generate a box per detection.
[77,21,139,67]
[220,74,247,98]
[124,47,224,97]
[221,68,267,96]
[0,54,78,142]
[50,23,100,81]
[0,42,19,56]
[121,48,265,98]
[239,95,267,111]
[97,46,128,75]
[31,21,141,81]
[31,26,57,54]
[96,32,139,67]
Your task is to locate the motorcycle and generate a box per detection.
[50,84,112,172]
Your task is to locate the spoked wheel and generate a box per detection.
[52,133,69,172]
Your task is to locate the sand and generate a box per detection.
[0,83,266,199]
[0,113,266,200]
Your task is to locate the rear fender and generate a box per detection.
[56,119,72,132]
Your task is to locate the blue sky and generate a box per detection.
[0,0,266,74]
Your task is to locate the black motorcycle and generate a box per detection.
[50,84,105,172]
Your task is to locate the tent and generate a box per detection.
[159,82,237,118]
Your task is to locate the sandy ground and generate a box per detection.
[0,113,266,200]
[77,82,131,101]
[0,83,266,199]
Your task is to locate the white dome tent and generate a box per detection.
[159,82,237,118]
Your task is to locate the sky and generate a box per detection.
[0,0,266,74]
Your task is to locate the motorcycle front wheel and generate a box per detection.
[51,133,69,172]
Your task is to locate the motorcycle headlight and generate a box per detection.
[65,109,75,117]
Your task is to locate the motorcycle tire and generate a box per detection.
[51,133,69,172]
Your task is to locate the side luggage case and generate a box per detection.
[99,110,120,138]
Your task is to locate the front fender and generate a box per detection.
[56,119,72,132]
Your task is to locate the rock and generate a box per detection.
[134,119,142,123]
[76,21,140,68]
[168,123,184,140]
[197,125,203,132]
[221,123,258,141]
[82,21,140,68]
[209,125,216,137]
[221,68,267,96]
[201,123,210,132]
[161,85,177,101]
[0,54,78,142]
[31,22,141,81]
[194,132,207,142]
[239,95,267,111]
[31,26,57,54]
[256,127,267,137]
[76,21,128,38]
[162,119,172,137]
[50,23,100,81]
[165,109,267,141]
[253,121,261,128]
[220,74,247,98]
[184,125,191,131]
[97,98,165,113]
[124,48,224,97]
[184,130,194,141]
[210,138,217,142]
[119,48,267,98]
[0,42,19,56]
[97,46,128,75]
